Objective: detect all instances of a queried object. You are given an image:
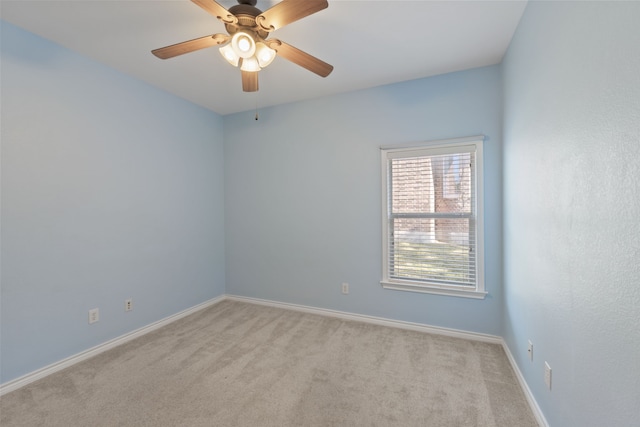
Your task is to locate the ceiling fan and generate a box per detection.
[151,0,333,92]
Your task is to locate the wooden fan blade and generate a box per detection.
[152,34,229,59]
[257,0,328,32]
[242,71,259,92]
[269,40,333,77]
[191,0,237,23]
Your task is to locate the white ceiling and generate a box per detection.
[1,0,527,115]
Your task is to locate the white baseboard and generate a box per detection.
[501,340,550,427]
[226,294,503,344]
[0,295,225,396]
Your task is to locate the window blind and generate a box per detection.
[386,148,476,287]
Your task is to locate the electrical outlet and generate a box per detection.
[88,308,99,324]
[528,340,533,362]
[125,298,133,312]
[341,282,349,295]
[544,361,552,390]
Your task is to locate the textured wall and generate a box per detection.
[502,2,640,426]
[224,66,504,335]
[1,23,226,383]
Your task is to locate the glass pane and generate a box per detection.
[391,153,472,215]
[391,157,434,215]
[390,218,475,285]
[438,153,472,213]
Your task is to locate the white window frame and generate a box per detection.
[380,136,486,299]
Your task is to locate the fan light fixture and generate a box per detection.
[220,32,276,72]
[240,56,261,72]
[219,44,240,67]
[231,32,255,58]
[255,42,276,68]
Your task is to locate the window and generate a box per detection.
[380,136,485,299]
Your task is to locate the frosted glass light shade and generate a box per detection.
[255,43,276,68]
[219,44,240,67]
[231,32,256,59]
[240,56,261,72]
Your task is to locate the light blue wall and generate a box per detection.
[224,66,503,335]
[1,22,226,383]
[502,2,640,426]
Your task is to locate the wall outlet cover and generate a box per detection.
[88,308,99,324]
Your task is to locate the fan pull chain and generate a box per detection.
[254,94,259,120]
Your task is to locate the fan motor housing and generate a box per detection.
[226,4,269,38]
[225,4,269,39]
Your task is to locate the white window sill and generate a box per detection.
[381,281,487,299]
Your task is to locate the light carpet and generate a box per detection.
[0,300,538,426]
